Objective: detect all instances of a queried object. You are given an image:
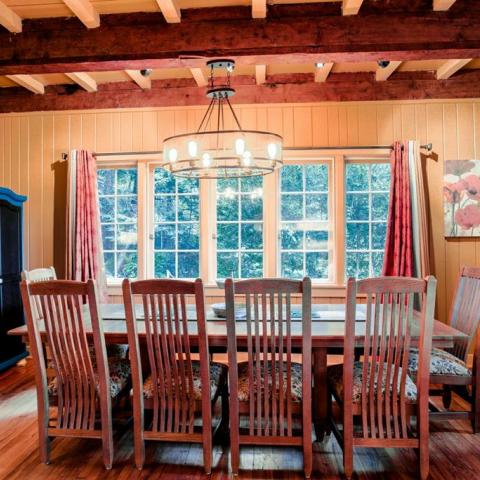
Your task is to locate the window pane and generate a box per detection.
[281,194,303,221]
[280,163,331,280]
[241,252,263,278]
[153,168,200,279]
[281,165,303,192]
[345,162,390,279]
[98,168,138,280]
[217,178,263,279]
[178,252,199,278]
[217,252,239,279]
[345,193,369,221]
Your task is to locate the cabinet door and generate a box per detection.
[0,200,25,369]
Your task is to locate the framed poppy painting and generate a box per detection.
[444,160,480,237]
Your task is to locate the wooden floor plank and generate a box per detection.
[1,360,480,479]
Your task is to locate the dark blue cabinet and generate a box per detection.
[0,188,27,371]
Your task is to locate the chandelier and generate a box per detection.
[162,59,283,178]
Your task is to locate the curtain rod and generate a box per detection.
[91,143,432,158]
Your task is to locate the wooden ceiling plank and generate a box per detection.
[65,72,97,92]
[436,58,472,79]
[342,0,364,15]
[6,74,44,94]
[433,0,457,11]
[252,0,267,18]
[375,61,402,81]
[125,70,151,89]
[314,62,334,82]
[190,67,208,87]
[63,0,100,28]
[255,64,266,84]
[0,1,22,33]
[156,0,181,23]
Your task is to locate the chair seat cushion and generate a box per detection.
[408,347,471,377]
[327,361,417,404]
[237,361,303,402]
[143,361,227,401]
[48,359,131,398]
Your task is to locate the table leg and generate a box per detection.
[313,347,328,441]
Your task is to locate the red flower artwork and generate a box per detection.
[455,204,480,230]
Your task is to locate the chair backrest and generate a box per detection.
[122,278,210,435]
[448,266,480,362]
[21,266,57,282]
[344,276,436,440]
[21,267,57,320]
[225,277,312,438]
[20,279,111,431]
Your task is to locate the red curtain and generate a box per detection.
[382,141,414,277]
[72,150,106,298]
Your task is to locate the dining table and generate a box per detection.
[8,302,467,439]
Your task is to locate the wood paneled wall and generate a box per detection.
[1,100,479,322]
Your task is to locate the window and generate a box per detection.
[279,164,330,280]
[97,168,138,279]
[153,168,200,279]
[98,151,391,287]
[345,162,390,279]
[216,176,263,279]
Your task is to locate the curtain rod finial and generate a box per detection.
[61,152,68,160]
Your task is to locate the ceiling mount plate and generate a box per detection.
[206,59,235,71]
[206,87,236,99]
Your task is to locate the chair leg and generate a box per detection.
[419,436,429,480]
[229,426,240,476]
[442,385,452,409]
[472,381,480,433]
[343,436,353,480]
[133,426,145,470]
[38,424,50,465]
[303,442,313,479]
[102,430,114,470]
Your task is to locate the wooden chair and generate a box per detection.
[408,266,480,432]
[20,279,131,469]
[327,276,437,480]
[122,278,228,473]
[225,277,313,478]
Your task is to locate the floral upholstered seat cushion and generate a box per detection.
[237,361,304,402]
[327,361,417,404]
[408,347,471,377]
[143,361,227,401]
[47,358,131,398]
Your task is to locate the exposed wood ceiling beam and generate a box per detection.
[2,70,480,114]
[436,58,472,79]
[125,70,151,89]
[375,61,402,81]
[65,72,97,92]
[6,74,44,94]
[156,0,181,23]
[314,63,333,82]
[0,1,22,33]
[190,68,208,87]
[255,65,266,85]
[1,7,480,74]
[62,0,100,28]
[433,0,457,11]
[342,0,363,15]
[252,0,267,18]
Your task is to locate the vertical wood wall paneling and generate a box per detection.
[1,101,479,319]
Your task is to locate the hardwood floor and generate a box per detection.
[1,360,480,479]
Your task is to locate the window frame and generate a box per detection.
[97,149,390,290]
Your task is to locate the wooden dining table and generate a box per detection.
[8,302,467,439]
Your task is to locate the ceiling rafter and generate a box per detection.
[433,0,457,11]
[314,63,334,82]
[125,70,151,89]
[252,0,267,19]
[342,0,364,15]
[255,65,267,85]
[62,0,100,28]
[65,72,97,92]
[156,0,181,23]
[375,61,402,81]
[436,58,472,79]
[0,1,21,33]
[190,68,208,87]
[6,74,44,94]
